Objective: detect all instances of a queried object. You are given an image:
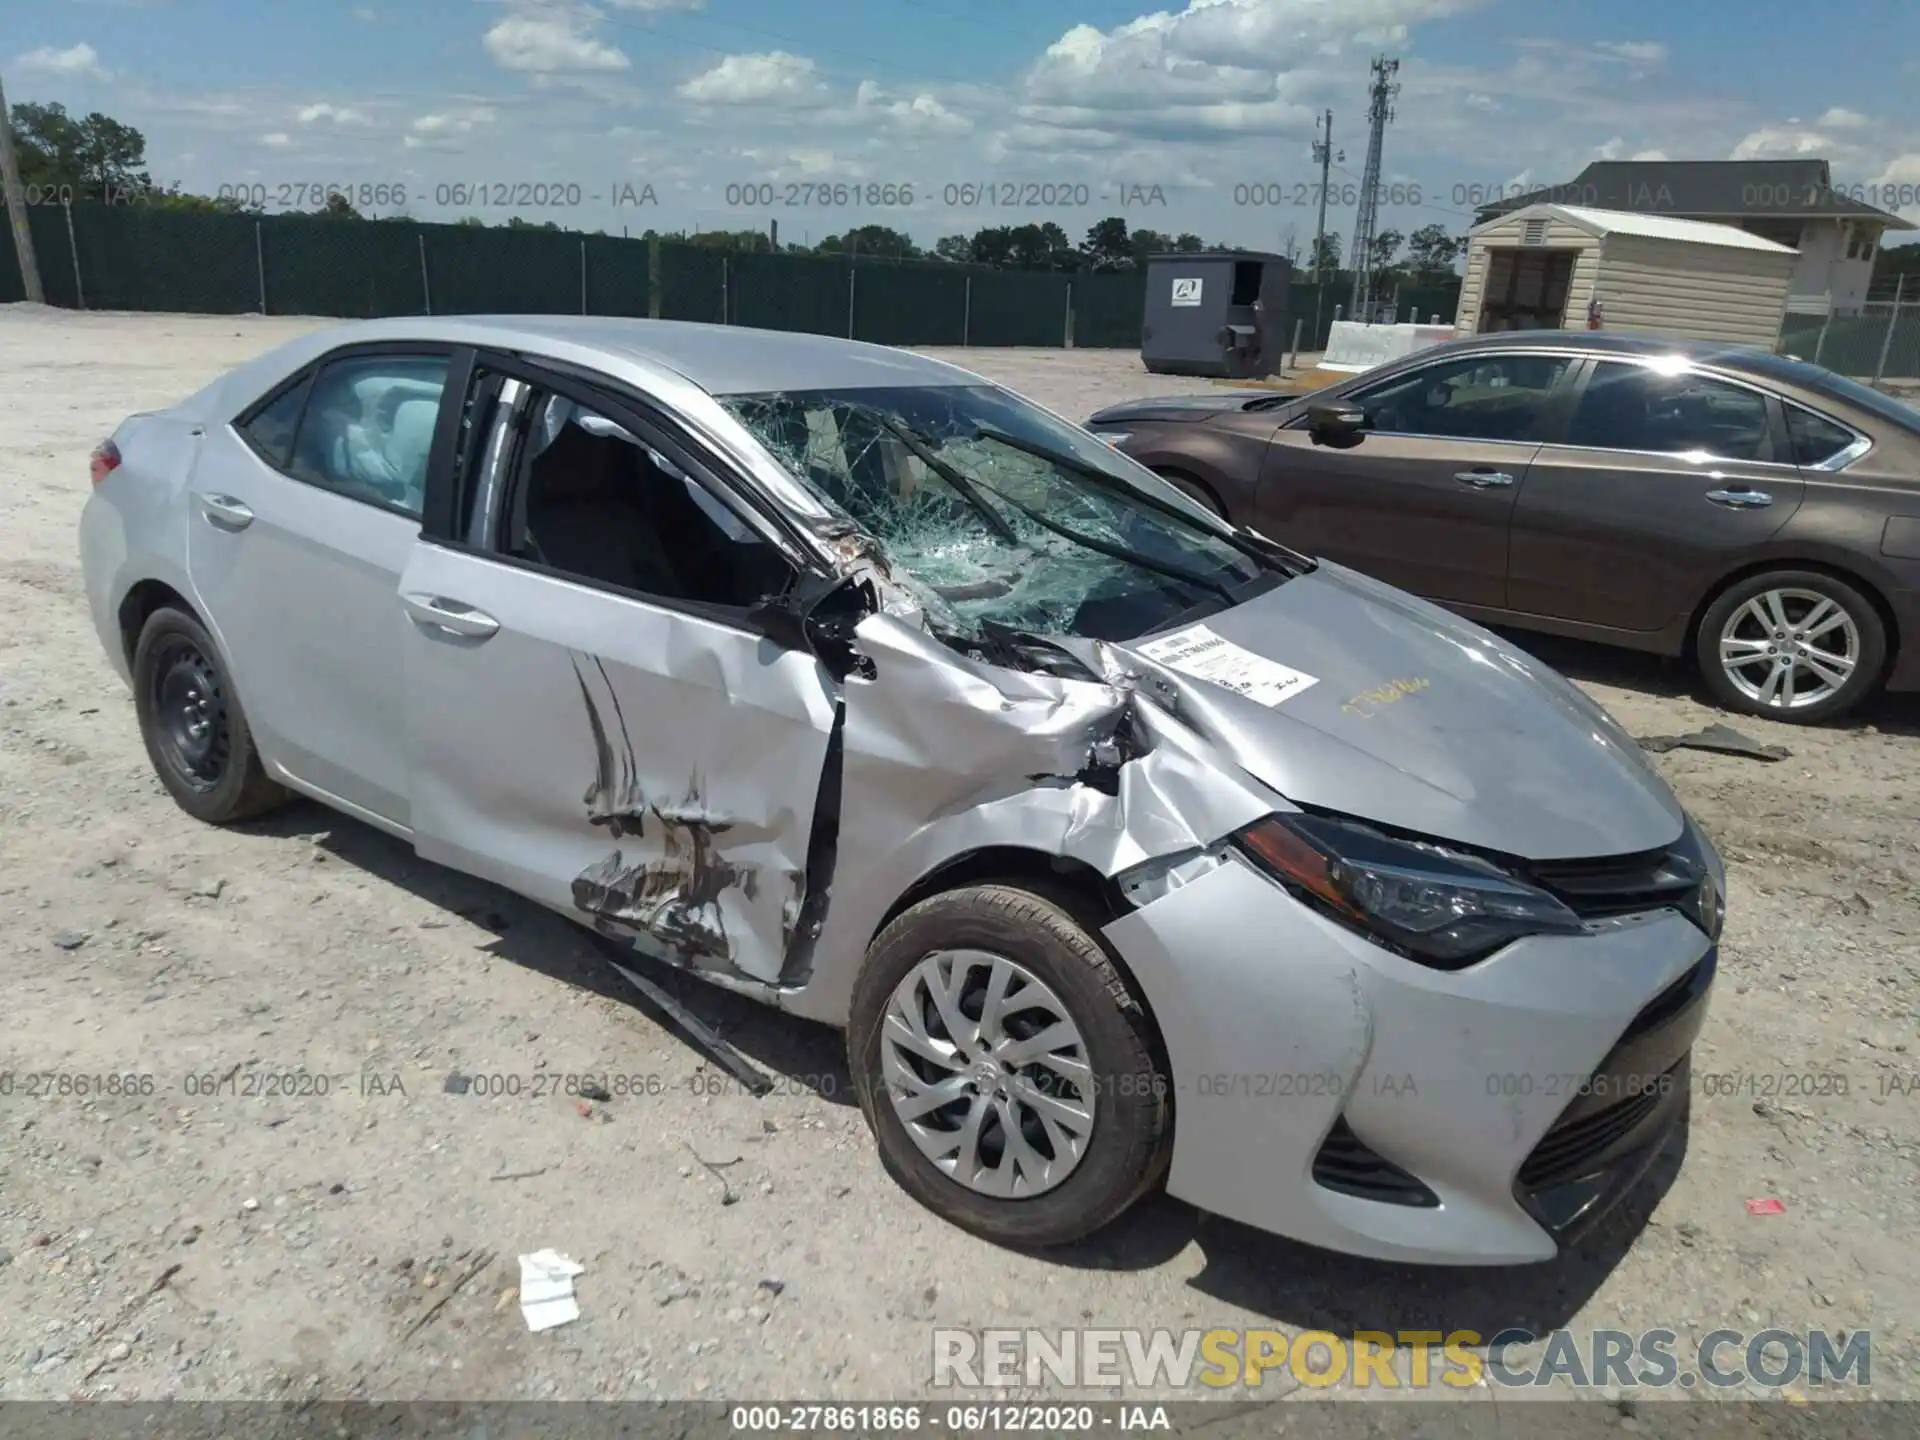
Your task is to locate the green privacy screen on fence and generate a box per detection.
[0,201,1464,349]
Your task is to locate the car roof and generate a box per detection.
[257,315,984,398]
[1435,328,1779,367]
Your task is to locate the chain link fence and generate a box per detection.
[1780,291,1920,382]
[0,201,1461,352]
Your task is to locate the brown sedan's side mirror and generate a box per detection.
[1307,401,1368,448]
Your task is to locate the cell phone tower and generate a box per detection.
[1346,55,1400,322]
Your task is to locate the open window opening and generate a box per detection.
[494,389,795,612]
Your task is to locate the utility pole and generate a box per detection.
[1309,108,1341,349]
[1347,55,1400,324]
[0,72,46,304]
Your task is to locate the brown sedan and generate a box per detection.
[1088,330,1920,724]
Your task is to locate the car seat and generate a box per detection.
[1568,374,1650,451]
[520,422,679,596]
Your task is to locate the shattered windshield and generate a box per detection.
[720,384,1273,641]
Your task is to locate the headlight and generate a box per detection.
[1238,812,1586,969]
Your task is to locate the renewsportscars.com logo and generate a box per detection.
[931,1327,1872,1392]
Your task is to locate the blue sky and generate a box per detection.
[9,0,1920,250]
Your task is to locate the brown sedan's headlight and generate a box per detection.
[1239,812,1587,969]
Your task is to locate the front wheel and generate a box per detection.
[1153,469,1224,517]
[1695,570,1886,724]
[848,884,1171,1248]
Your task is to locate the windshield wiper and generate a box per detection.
[871,415,1021,544]
[883,416,1230,599]
[971,425,1300,573]
[975,422,1320,576]
[961,471,1237,603]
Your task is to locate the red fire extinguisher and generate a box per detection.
[1587,295,1604,329]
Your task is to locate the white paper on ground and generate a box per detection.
[1133,624,1319,708]
[518,1249,585,1332]
[521,1294,581,1332]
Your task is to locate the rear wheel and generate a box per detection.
[132,607,290,823]
[849,884,1171,1248]
[1695,570,1885,724]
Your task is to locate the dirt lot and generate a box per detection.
[2,305,1918,1410]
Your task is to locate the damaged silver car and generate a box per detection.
[80,317,1723,1264]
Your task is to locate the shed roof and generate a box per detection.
[1472,203,1800,254]
[1474,159,1915,228]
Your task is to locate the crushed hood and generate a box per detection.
[1096,562,1685,862]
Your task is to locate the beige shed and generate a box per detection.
[1457,203,1799,348]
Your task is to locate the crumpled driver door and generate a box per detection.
[400,540,840,986]
[399,361,840,988]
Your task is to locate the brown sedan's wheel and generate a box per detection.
[1152,469,1224,517]
[1695,570,1886,725]
[132,607,290,824]
[849,884,1171,1249]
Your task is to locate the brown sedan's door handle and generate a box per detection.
[1452,469,1515,489]
[1705,487,1773,510]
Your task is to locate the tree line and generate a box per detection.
[9,100,1473,284]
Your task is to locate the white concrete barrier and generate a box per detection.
[1319,322,1461,374]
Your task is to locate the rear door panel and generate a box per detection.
[1507,360,1806,634]
[186,429,420,825]
[1507,449,1803,632]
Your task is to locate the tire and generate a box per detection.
[1153,469,1224,517]
[848,883,1172,1249]
[1694,569,1886,725]
[132,606,290,824]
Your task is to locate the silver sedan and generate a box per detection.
[79,317,1723,1262]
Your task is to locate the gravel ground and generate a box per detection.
[1,306,1918,1410]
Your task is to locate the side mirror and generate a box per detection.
[1307,401,1368,448]
[748,573,878,681]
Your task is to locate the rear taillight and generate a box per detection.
[90,439,121,487]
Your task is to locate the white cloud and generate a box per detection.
[853,82,974,136]
[484,11,629,73]
[260,132,291,148]
[404,106,498,148]
[1018,0,1482,142]
[604,0,706,8]
[410,107,496,135]
[1631,148,1670,162]
[1595,136,1626,160]
[1817,106,1871,130]
[1596,41,1667,64]
[15,42,109,79]
[678,52,829,105]
[1730,125,1831,159]
[296,103,372,127]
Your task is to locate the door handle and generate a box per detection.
[402,593,500,640]
[199,494,254,530]
[1452,470,1515,488]
[1705,488,1773,509]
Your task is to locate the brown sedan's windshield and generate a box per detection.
[722,384,1272,640]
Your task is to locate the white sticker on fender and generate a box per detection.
[1133,624,1319,708]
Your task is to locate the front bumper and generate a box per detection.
[1102,850,1712,1264]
